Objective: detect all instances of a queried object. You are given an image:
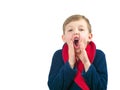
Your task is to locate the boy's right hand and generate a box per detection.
[68,39,76,69]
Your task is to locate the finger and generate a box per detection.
[79,40,85,50]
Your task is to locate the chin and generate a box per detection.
[75,49,81,54]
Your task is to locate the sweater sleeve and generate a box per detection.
[47,50,77,90]
[82,49,108,90]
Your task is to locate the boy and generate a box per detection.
[47,14,108,90]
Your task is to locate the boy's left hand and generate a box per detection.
[75,40,91,71]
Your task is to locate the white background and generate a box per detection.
[0,0,120,90]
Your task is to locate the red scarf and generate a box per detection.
[62,41,96,90]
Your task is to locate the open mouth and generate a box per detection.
[73,37,79,48]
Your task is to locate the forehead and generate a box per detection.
[65,19,88,28]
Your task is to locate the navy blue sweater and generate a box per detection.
[48,49,108,90]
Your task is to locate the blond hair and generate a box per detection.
[63,14,92,34]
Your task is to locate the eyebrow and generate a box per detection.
[79,25,84,27]
[66,24,85,30]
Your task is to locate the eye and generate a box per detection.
[68,29,73,32]
[79,29,84,31]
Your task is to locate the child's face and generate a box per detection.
[62,19,92,48]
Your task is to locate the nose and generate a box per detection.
[74,29,79,35]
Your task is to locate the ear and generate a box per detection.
[88,33,93,41]
[62,35,66,42]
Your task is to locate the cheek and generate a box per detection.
[80,34,88,43]
[66,34,73,40]
[80,34,86,40]
[63,35,72,43]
